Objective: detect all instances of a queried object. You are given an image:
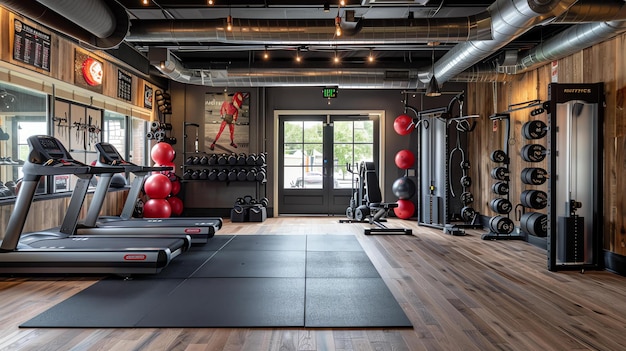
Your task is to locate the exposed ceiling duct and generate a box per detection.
[452,18,626,81]
[126,15,493,46]
[0,0,129,49]
[422,0,579,85]
[156,51,420,89]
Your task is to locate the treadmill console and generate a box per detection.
[27,135,85,167]
[96,142,133,166]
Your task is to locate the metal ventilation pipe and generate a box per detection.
[0,0,129,49]
[422,0,579,85]
[156,53,422,89]
[127,15,493,46]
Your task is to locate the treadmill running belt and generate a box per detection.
[21,234,412,328]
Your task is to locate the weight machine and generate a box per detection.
[341,161,412,235]
[416,92,480,236]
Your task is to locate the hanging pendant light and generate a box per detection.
[425,45,441,97]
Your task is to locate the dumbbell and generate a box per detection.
[199,169,209,180]
[490,167,510,181]
[191,156,200,165]
[489,198,512,214]
[492,181,509,195]
[255,169,266,182]
[520,190,548,209]
[191,170,200,180]
[489,216,514,234]
[237,169,248,181]
[183,169,193,180]
[208,154,218,165]
[208,169,218,181]
[237,153,247,165]
[246,169,257,181]
[228,153,238,165]
[522,120,547,139]
[200,155,209,165]
[228,169,238,181]
[217,169,228,181]
[217,154,228,165]
[520,212,548,237]
[185,156,194,165]
[246,153,257,165]
[490,149,508,163]
[255,153,266,166]
[521,167,548,185]
[520,144,547,162]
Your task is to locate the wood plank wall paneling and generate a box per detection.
[467,31,626,256]
[0,190,128,239]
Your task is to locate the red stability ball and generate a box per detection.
[393,114,413,136]
[394,149,415,169]
[143,198,172,218]
[167,196,184,216]
[170,179,181,196]
[144,173,172,199]
[151,142,176,165]
[394,199,415,219]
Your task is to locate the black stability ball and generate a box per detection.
[392,176,416,200]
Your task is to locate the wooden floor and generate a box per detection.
[1,217,626,350]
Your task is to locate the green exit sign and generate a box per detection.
[322,87,338,98]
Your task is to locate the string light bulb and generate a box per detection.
[263,47,269,60]
[368,49,374,63]
[207,0,214,5]
[142,0,149,5]
[335,16,342,37]
[340,0,345,6]
[334,50,340,64]
[295,48,301,62]
[226,15,232,31]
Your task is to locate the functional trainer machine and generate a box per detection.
[74,142,222,244]
[0,135,190,275]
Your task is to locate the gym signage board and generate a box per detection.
[12,19,51,72]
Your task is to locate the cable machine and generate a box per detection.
[547,83,604,272]
[416,92,480,235]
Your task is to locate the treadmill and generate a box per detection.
[0,135,190,275]
[74,142,222,244]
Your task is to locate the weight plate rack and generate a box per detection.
[482,113,521,240]
[519,111,548,240]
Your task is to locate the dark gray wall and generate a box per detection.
[169,81,467,216]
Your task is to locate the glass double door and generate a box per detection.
[278,114,377,215]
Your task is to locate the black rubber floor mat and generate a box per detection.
[20,235,412,329]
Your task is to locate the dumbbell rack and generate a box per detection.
[481,113,520,240]
[181,122,267,207]
[182,152,267,184]
[147,90,175,144]
[518,115,549,246]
